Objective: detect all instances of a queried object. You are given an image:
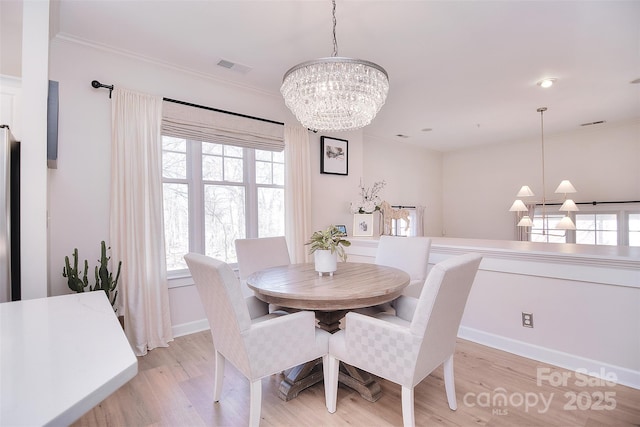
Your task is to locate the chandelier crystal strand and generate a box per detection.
[280,1,389,132]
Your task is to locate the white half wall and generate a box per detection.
[346,236,640,390]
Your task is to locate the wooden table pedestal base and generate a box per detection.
[278,358,382,402]
[277,308,382,403]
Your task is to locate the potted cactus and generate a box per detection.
[63,241,122,314]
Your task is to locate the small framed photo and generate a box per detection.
[353,214,374,237]
[320,136,348,175]
[335,224,347,235]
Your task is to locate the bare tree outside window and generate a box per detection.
[161,137,285,272]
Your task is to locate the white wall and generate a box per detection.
[363,135,443,237]
[442,119,640,239]
[46,38,384,329]
[20,0,49,299]
[309,130,364,234]
[44,36,640,349]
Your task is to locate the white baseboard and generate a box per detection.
[458,326,640,390]
[172,319,210,338]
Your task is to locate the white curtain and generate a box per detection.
[284,124,312,263]
[110,88,173,356]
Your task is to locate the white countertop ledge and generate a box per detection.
[348,236,640,288]
[1,292,138,426]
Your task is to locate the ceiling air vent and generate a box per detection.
[216,59,252,74]
[580,120,607,127]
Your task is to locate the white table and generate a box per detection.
[1,292,138,426]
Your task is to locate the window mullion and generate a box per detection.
[619,211,628,246]
[245,148,258,238]
[190,140,205,254]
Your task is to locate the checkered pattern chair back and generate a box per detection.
[185,253,253,373]
[235,236,291,298]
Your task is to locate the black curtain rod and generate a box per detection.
[91,80,284,126]
[91,80,113,98]
[537,200,640,207]
[163,98,284,126]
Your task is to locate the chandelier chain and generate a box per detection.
[539,107,548,230]
[331,0,338,57]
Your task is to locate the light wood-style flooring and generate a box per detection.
[73,330,640,426]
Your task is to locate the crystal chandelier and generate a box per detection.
[509,107,579,239]
[280,0,389,132]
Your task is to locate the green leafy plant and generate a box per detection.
[63,241,122,312]
[305,225,351,261]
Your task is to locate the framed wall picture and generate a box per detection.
[353,214,374,237]
[320,136,348,175]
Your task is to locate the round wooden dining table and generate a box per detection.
[247,261,410,402]
[247,261,409,331]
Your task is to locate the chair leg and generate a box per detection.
[213,350,225,402]
[443,354,457,410]
[401,386,415,427]
[325,355,339,413]
[249,379,262,427]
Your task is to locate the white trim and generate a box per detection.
[429,238,640,289]
[348,236,640,288]
[52,35,280,99]
[172,318,210,338]
[458,326,640,391]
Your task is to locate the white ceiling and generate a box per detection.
[4,0,640,151]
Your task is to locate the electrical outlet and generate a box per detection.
[522,312,534,328]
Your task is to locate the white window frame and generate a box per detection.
[528,202,640,246]
[162,137,284,284]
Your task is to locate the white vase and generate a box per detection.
[314,250,337,276]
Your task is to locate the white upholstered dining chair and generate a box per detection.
[235,236,291,298]
[375,235,431,298]
[356,235,432,316]
[184,253,330,427]
[326,253,482,427]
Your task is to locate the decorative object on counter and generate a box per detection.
[379,201,411,235]
[353,213,374,237]
[320,136,348,175]
[306,225,351,276]
[350,180,386,214]
[63,241,122,313]
[280,0,389,132]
